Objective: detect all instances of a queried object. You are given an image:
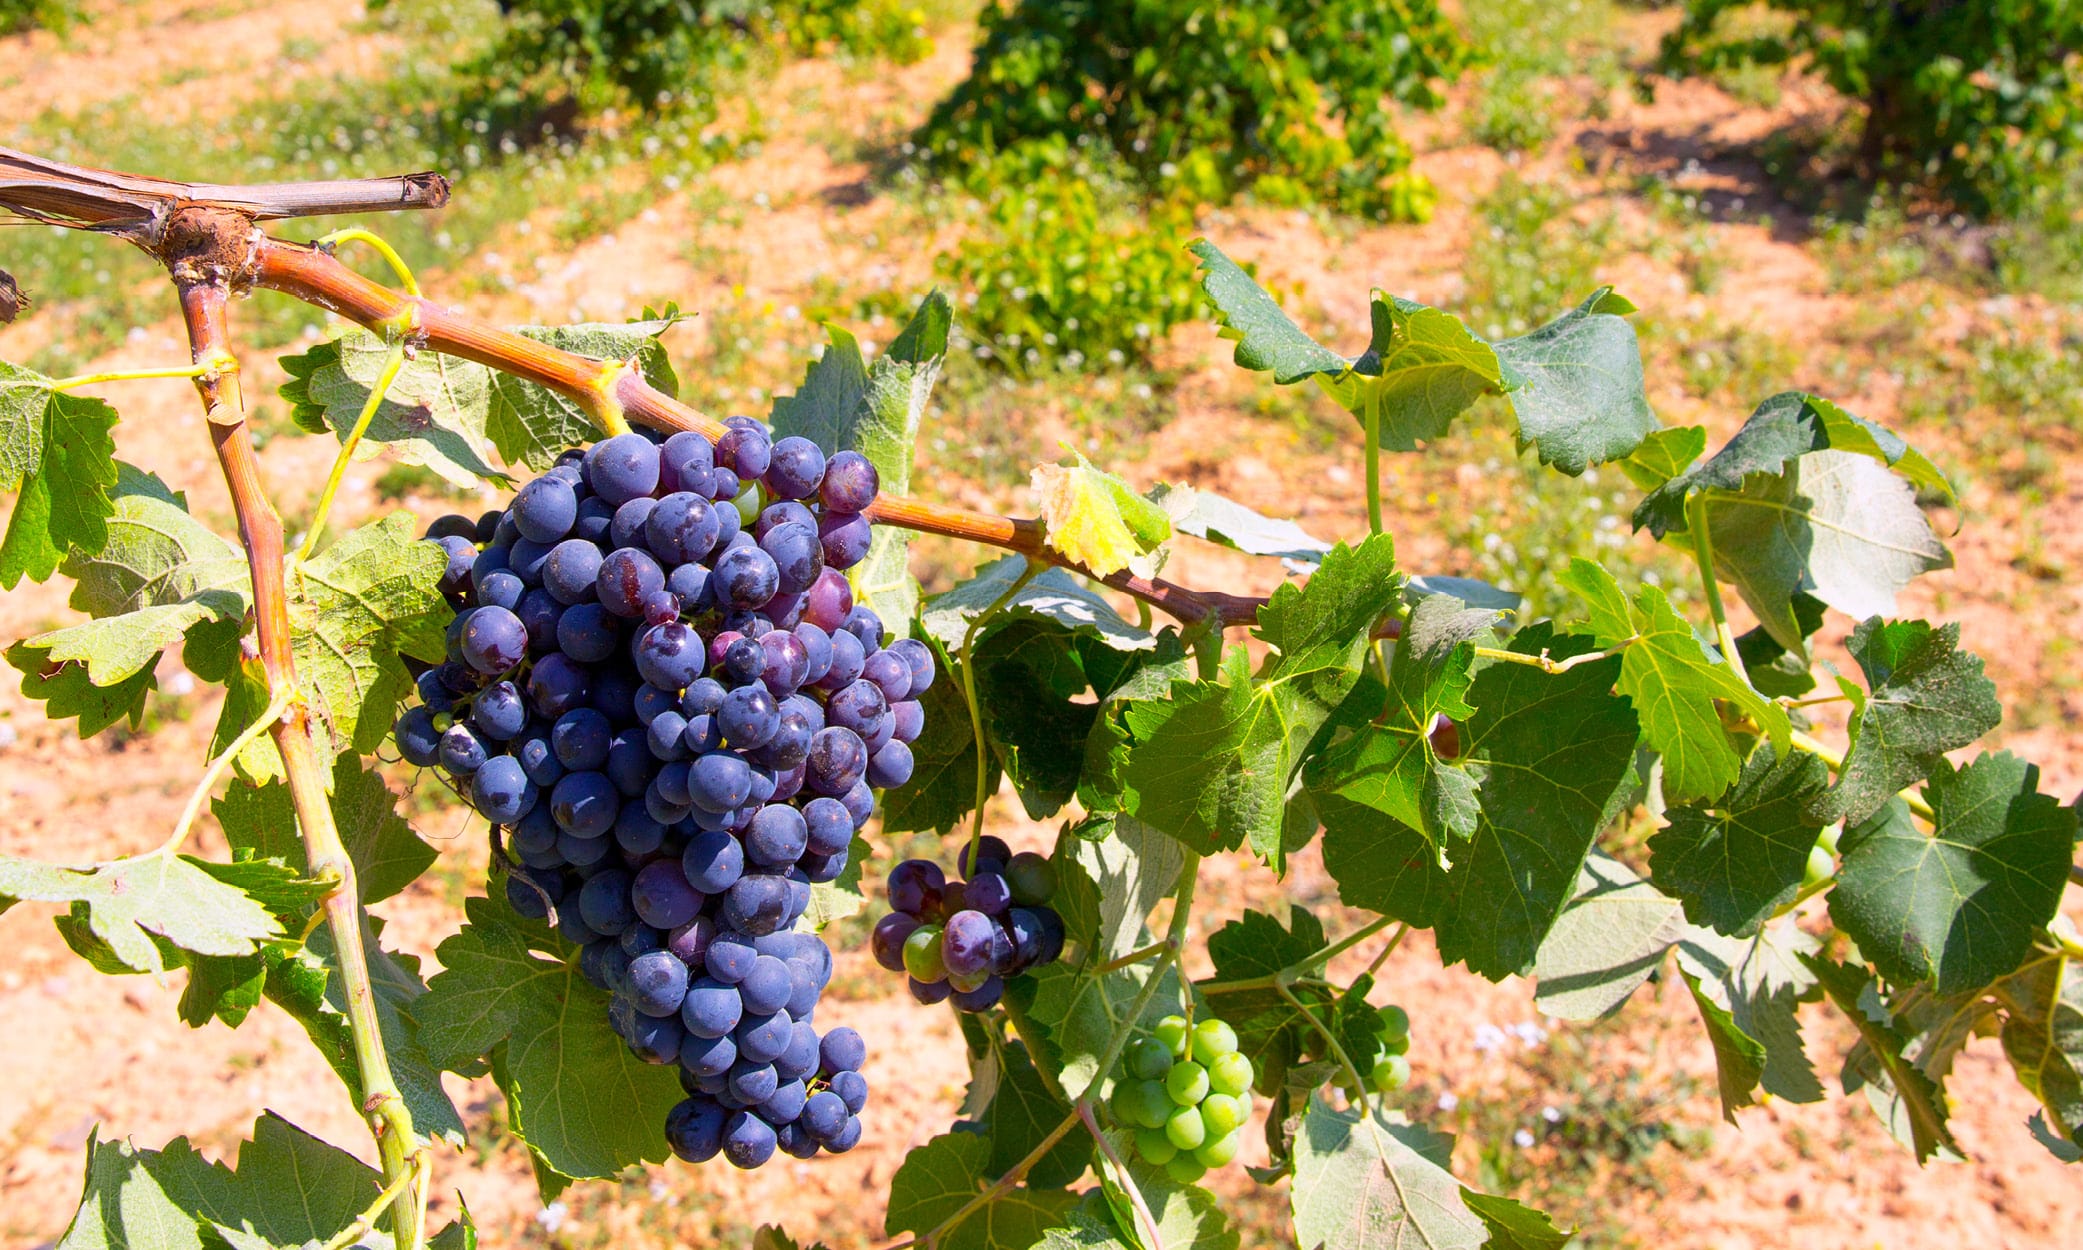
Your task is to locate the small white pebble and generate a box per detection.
[1436,1092,1459,1112]
[1514,1129,1536,1148]
[1542,1105,1562,1123]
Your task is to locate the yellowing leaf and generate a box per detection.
[1033,454,1171,578]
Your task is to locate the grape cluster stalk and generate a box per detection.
[393,421,928,1168]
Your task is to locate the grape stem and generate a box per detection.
[297,331,411,563]
[50,362,212,391]
[158,687,294,855]
[176,268,428,1249]
[1095,939,1171,974]
[318,1149,429,1250]
[1198,913,1398,996]
[958,560,1041,871]
[1277,978,1374,1118]
[1684,492,1751,685]
[1469,642,1627,675]
[1078,1100,1166,1250]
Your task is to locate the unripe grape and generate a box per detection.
[1802,842,1835,888]
[1134,1127,1178,1166]
[1164,1154,1207,1185]
[1112,1078,1173,1130]
[1163,1103,1206,1151]
[1207,1050,1253,1098]
[1194,1129,1242,1169]
[1153,1015,1190,1058]
[1371,1052,1411,1094]
[1377,1004,1410,1043]
[1199,1092,1245,1137]
[1190,1018,1238,1065]
[902,924,946,983]
[1125,1037,1173,1082]
[1165,1060,1210,1107]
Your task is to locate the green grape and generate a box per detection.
[1199,1092,1245,1137]
[1370,1052,1411,1094]
[1381,1032,1410,1057]
[1166,1060,1210,1106]
[1153,1014,1190,1058]
[1377,1004,1410,1042]
[902,925,946,982]
[732,481,762,526]
[1126,1036,1173,1081]
[1194,1129,1242,1169]
[1115,1078,1174,1131]
[1164,1103,1207,1151]
[1802,842,1835,888]
[1207,1050,1253,1097]
[1190,1017,1239,1065]
[1134,1127,1178,1166]
[1165,1154,1208,1185]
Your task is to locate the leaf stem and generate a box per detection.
[1363,388,1384,535]
[159,688,294,855]
[1095,940,1170,975]
[50,362,211,391]
[895,1109,1080,1250]
[316,227,421,297]
[319,1149,429,1250]
[1277,977,1373,1117]
[1469,642,1627,675]
[1685,493,1750,684]
[297,334,408,563]
[1080,1100,1166,1250]
[958,560,1040,872]
[1361,922,1411,980]
[1198,914,1398,996]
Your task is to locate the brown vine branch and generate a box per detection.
[0,144,447,232]
[176,261,429,1249]
[251,236,1298,630]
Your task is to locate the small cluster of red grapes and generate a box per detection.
[869,836,1066,1011]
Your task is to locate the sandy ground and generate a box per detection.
[1,4,2079,1248]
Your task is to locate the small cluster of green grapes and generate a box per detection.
[1334,1004,1412,1099]
[1108,1014,1254,1183]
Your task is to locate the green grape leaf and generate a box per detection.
[1617,424,1707,491]
[279,331,508,488]
[55,1114,382,1250]
[1034,452,1173,578]
[5,642,157,736]
[1461,1190,1574,1250]
[1683,971,1769,1122]
[884,1131,1079,1249]
[802,832,871,930]
[1201,907,1329,1088]
[1533,851,1687,1021]
[262,927,468,1148]
[1992,941,2083,1155]
[1649,744,1830,936]
[1805,954,1963,1162]
[288,511,451,760]
[976,619,1104,818]
[0,853,323,976]
[1708,450,1952,654]
[1676,918,1824,1107]
[1094,1127,1240,1250]
[1830,755,2075,994]
[772,293,947,627]
[212,756,435,905]
[1121,536,1401,860]
[1635,391,1951,537]
[1188,239,1351,384]
[1303,593,1496,849]
[1815,617,2002,826]
[415,897,684,1186]
[1332,293,1506,452]
[1291,1094,1485,1250]
[493,323,679,470]
[1052,813,1185,966]
[0,361,120,587]
[281,322,676,478]
[966,1038,1091,1189]
[1732,593,1826,700]
[1490,286,1658,473]
[1313,786,1452,933]
[881,634,997,834]
[1561,558,1789,804]
[1024,956,1185,1102]
[922,556,1155,656]
[1148,482,1334,564]
[1039,1199,1138,1250]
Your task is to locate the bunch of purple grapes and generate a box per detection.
[394,419,930,1169]
[870,836,1066,1012]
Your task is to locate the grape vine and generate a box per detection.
[0,142,2077,1250]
